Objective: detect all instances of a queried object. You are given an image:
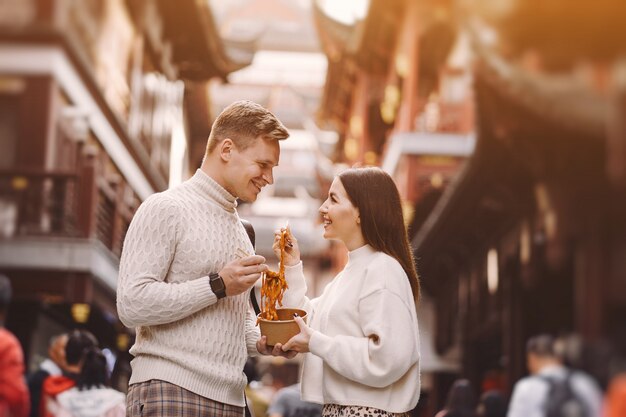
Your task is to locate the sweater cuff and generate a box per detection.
[196,276,218,305]
[284,262,306,292]
[309,330,332,359]
[247,327,261,357]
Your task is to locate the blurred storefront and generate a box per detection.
[0,0,247,388]
[413,0,626,401]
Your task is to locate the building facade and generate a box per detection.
[0,0,243,388]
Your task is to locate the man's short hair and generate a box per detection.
[526,334,556,358]
[205,100,289,155]
[0,274,12,312]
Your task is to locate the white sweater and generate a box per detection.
[116,169,260,407]
[283,245,420,413]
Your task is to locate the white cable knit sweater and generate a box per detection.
[116,169,260,407]
[283,245,421,413]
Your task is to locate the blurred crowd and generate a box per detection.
[1,275,125,417]
[3,277,626,417]
[434,334,626,417]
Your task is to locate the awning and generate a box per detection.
[382,131,476,175]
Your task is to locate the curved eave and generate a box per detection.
[159,0,251,81]
[470,24,607,140]
[312,0,355,60]
[412,26,613,288]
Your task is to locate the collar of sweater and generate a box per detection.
[346,244,376,267]
[188,169,238,213]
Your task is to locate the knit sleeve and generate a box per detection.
[308,263,419,388]
[116,195,215,328]
[245,305,261,356]
[282,262,318,315]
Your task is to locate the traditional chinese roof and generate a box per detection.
[411,14,621,291]
[158,0,252,81]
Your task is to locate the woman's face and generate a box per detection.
[319,177,364,250]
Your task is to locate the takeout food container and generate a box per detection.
[258,308,307,347]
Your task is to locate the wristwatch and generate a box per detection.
[209,273,227,299]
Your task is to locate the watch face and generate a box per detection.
[213,278,225,292]
[210,274,226,297]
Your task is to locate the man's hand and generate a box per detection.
[219,255,268,296]
[256,336,298,359]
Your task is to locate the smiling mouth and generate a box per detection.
[322,216,331,227]
[251,181,263,192]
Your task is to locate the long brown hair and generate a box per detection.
[338,167,420,304]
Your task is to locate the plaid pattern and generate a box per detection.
[126,380,244,417]
[322,403,410,417]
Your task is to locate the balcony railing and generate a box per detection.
[0,168,135,258]
[0,169,80,238]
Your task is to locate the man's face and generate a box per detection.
[224,137,280,202]
[49,334,68,369]
[527,352,539,374]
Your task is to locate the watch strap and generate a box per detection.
[209,272,226,299]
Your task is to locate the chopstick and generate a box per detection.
[236,248,250,259]
[284,221,293,248]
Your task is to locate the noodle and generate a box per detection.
[258,229,289,321]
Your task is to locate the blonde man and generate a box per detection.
[118,101,294,416]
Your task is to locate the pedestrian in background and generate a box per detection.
[268,383,322,417]
[52,346,125,417]
[40,330,98,417]
[507,334,602,417]
[27,333,68,417]
[0,274,29,417]
[117,100,294,417]
[603,357,626,417]
[435,379,477,417]
[276,167,421,417]
[476,390,506,417]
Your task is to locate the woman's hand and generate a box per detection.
[281,316,312,353]
[273,226,301,267]
[256,336,297,359]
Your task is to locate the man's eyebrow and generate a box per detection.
[257,159,278,167]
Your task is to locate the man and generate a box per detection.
[0,274,29,417]
[268,383,322,417]
[27,333,68,417]
[507,334,602,417]
[117,100,295,416]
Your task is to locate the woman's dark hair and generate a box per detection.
[77,346,109,390]
[65,329,98,366]
[444,379,477,417]
[338,167,420,304]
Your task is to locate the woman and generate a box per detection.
[274,167,420,417]
[53,347,125,417]
[434,379,476,417]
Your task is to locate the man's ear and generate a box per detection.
[219,138,235,162]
